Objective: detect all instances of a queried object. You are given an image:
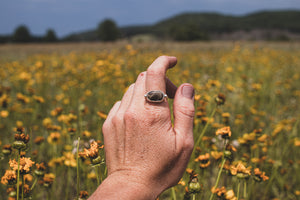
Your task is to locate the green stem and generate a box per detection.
[16,150,20,200]
[195,107,217,149]
[96,168,100,186]
[171,187,177,200]
[192,194,196,200]
[244,181,247,199]
[237,180,241,200]
[99,165,103,183]
[21,175,24,200]
[77,137,80,200]
[30,176,38,190]
[209,158,226,200]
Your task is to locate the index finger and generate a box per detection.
[145,56,177,94]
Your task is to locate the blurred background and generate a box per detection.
[1,0,300,43]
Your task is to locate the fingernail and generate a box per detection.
[182,85,194,99]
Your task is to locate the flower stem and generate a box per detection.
[209,157,226,200]
[16,150,21,200]
[171,187,177,200]
[77,137,80,200]
[96,167,100,186]
[30,176,38,190]
[244,181,247,199]
[237,180,241,200]
[22,175,24,200]
[195,106,217,149]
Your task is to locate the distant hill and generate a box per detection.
[2,10,300,43]
[63,10,300,41]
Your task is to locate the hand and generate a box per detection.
[90,56,195,200]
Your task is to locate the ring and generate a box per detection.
[144,90,168,103]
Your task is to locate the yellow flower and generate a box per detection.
[79,191,89,199]
[294,138,300,147]
[230,162,251,177]
[42,118,52,127]
[18,72,31,81]
[195,153,210,168]
[42,173,55,187]
[63,152,77,167]
[33,95,45,103]
[16,93,30,104]
[97,111,107,120]
[254,168,269,182]
[87,172,97,180]
[47,132,61,144]
[216,126,231,139]
[1,170,16,185]
[0,110,9,118]
[225,189,237,200]
[82,130,92,138]
[80,141,99,159]
[211,151,223,160]
[9,157,35,174]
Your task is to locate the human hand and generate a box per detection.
[90,56,195,199]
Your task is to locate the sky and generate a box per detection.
[1,0,300,38]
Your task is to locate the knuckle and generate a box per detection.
[144,105,169,123]
[102,121,110,136]
[147,67,164,77]
[178,104,195,118]
[111,115,123,127]
[184,137,194,152]
[123,109,138,124]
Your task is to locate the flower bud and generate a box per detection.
[215,93,226,105]
[91,156,102,165]
[12,140,27,150]
[224,150,232,159]
[188,182,201,194]
[34,169,45,177]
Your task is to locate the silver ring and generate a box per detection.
[144,90,168,103]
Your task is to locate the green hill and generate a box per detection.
[64,10,300,41]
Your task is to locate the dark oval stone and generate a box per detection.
[146,91,165,102]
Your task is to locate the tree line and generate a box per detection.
[1,10,300,43]
[0,19,120,43]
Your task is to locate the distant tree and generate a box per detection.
[13,25,31,43]
[44,29,58,42]
[97,19,120,41]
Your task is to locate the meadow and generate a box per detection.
[0,41,299,200]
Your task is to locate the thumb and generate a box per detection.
[173,83,195,147]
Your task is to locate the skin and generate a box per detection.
[89,56,195,200]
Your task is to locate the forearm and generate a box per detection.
[88,174,159,200]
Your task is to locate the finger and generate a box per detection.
[166,78,177,99]
[105,101,121,122]
[128,71,146,107]
[173,83,195,148]
[146,56,177,93]
[117,83,135,115]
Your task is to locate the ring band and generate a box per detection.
[144,90,168,103]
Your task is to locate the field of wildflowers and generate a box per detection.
[0,41,299,200]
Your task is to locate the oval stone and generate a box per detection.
[145,90,166,102]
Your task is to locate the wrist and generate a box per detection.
[89,171,160,200]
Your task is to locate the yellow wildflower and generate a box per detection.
[9,157,35,174]
[0,110,9,118]
[1,170,16,185]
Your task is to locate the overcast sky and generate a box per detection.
[1,0,299,37]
